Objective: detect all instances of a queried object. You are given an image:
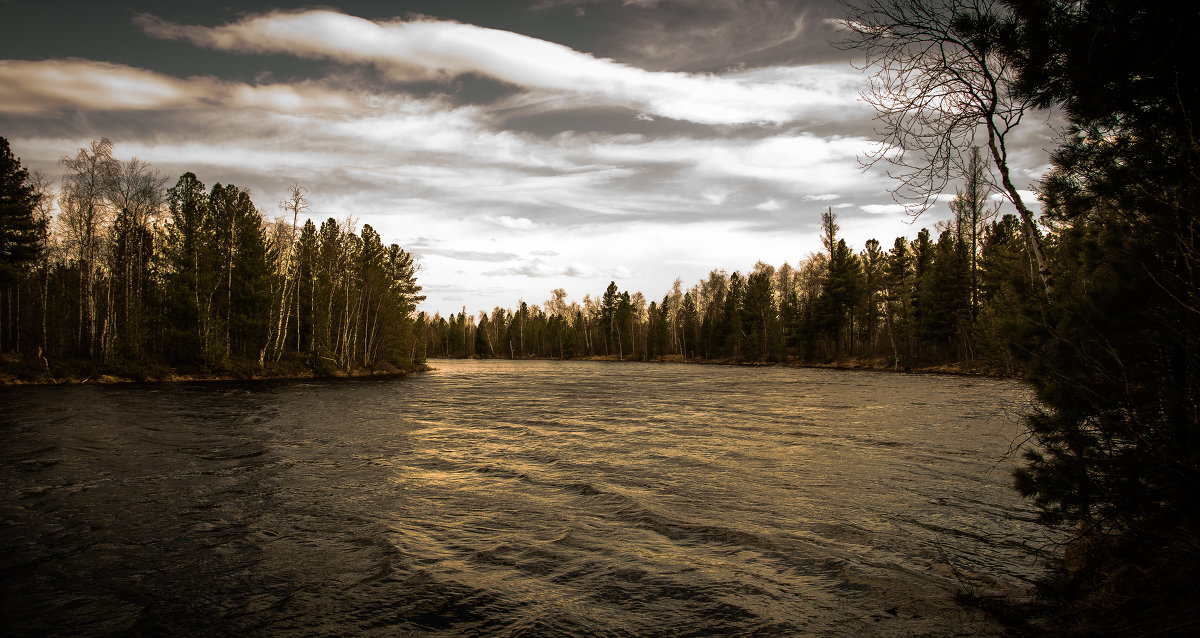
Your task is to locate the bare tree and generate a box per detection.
[105,158,166,360]
[59,138,117,356]
[265,183,309,362]
[840,0,1051,293]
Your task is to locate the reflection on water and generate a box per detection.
[0,359,1045,636]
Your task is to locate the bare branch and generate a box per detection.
[839,0,1052,293]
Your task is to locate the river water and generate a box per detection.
[1,359,1046,636]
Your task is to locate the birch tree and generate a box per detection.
[105,158,164,361]
[59,139,117,356]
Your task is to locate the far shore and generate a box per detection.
[425,354,1019,379]
[0,360,431,386]
[2,353,1018,386]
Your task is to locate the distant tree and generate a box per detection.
[104,157,164,362]
[949,146,995,324]
[267,183,310,362]
[59,139,117,357]
[821,239,865,355]
[909,228,934,356]
[820,207,839,261]
[600,281,618,358]
[163,172,210,363]
[208,183,270,359]
[295,219,318,358]
[860,239,886,354]
[883,236,914,365]
[0,137,45,353]
[742,265,777,361]
[679,291,698,360]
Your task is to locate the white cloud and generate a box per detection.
[411,247,519,262]
[859,203,921,215]
[755,199,782,211]
[138,10,867,125]
[483,258,601,278]
[0,59,363,115]
[486,215,537,230]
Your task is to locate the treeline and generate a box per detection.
[0,137,424,380]
[420,151,1037,372]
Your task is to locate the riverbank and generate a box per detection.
[0,353,429,385]
[429,353,1019,379]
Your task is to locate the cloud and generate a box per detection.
[137,10,865,125]
[479,257,635,279]
[804,193,840,201]
[483,258,594,278]
[0,59,362,115]
[755,199,783,211]
[588,132,881,195]
[411,247,520,262]
[535,0,851,73]
[859,203,921,215]
[483,215,537,230]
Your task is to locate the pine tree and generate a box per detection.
[0,138,45,354]
[162,172,209,363]
[1005,0,1200,628]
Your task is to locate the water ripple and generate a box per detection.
[0,360,1042,636]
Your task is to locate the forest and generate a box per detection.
[418,148,1035,374]
[0,137,424,381]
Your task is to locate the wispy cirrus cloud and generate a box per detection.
[410,247,521,262]
[483,215,537,230]
[0,59,363,115]
[531,0,850,72]
[482,258,630,279]
[135,10,865,125]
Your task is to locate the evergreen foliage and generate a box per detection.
[419,207,1033,368]
[1001,0,1200,631]
[0,138,424,380]
[0,138,45,353]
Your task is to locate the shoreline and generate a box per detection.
[427,354,1019,379]
[2,354,1017,386]
[0,361,432,386]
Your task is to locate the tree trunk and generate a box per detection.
[988,131,1053,295]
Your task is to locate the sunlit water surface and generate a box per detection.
[1,359,1048,636]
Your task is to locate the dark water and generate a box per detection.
[1,359,1046,636]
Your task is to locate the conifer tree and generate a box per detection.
[0,138,45,354]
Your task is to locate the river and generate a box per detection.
[1,359,1046,636]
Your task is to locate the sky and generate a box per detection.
[0,0,1056,315]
